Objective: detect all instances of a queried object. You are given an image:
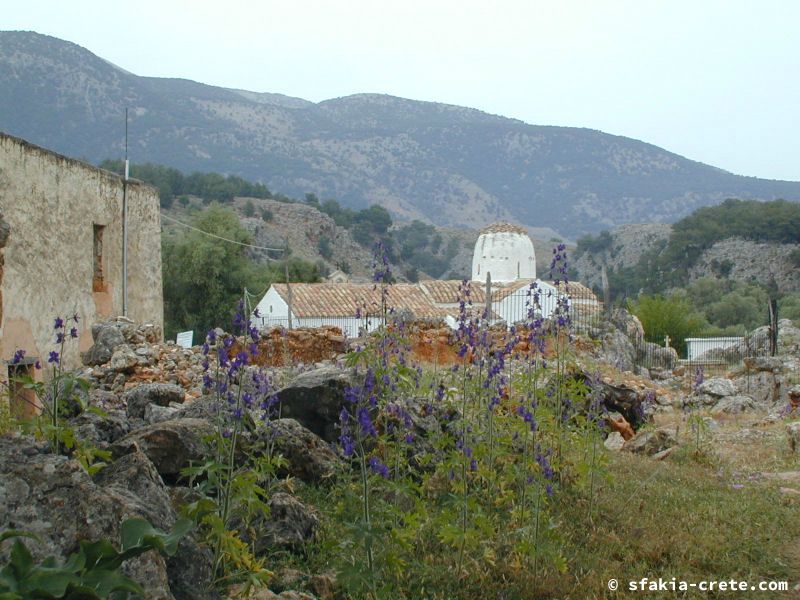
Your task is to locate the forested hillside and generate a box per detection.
[4,31,800,237]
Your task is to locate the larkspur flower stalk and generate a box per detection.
[193,299,277,584]
[548,243,573,466]
[45,314,80,453]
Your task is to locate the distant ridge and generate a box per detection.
[1,30,799,237]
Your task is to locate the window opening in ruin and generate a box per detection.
[8,361,37,419]
[93,224,105,291]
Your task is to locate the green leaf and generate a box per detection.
[0,531,40,545]
[9,540,34,578]
[23,570,77,597]
[120,517,193,557]
[79,569,144,597]
[79,539,123,571]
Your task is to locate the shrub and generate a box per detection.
[628,293,707,354]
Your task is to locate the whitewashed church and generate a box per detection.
[251,222,597,337]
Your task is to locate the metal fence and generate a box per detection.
[633,328,772,374]
[488,288,603,333]
[253,293,603,339]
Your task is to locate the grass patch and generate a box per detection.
[551,451,799,598]
[281,445,800,599]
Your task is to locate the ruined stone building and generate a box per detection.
[0,132,163,415]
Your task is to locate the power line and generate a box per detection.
[160,212,287,255]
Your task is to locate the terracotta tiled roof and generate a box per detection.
[478,222,529,235]
[549,281,599,303]
[419,279,532,305]
[268,279,579,321]
[272,283,450,319]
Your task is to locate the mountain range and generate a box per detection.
[2,30,800,238]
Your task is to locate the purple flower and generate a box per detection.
[56,332,65,344]
[54,317,64,330]
[344,385,361,404]
[340,434,355,457]
[364,368,376,393]
[11,349,25,364]
[436,384,445,402]
[48,351,59,364]
[693,366,705,391]
[358,407,377,437]
[69,327,78,339]
[368,456,390,478]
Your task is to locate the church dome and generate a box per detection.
[472,222,536,282]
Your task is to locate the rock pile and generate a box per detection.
[81,319,207,396]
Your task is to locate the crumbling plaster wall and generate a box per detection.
[0,133,163,372]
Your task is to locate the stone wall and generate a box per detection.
[0,133,163,380]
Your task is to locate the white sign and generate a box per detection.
[176,330,194,349]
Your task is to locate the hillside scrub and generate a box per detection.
[161,204,319,339]
[627,294,706,354]
[578,198,800,299]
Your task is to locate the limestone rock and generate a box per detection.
[172,396,223,421]
[126,382,186,419]
[276,366,355,442]
[166,537,219,600]
[112,418,214,480]
[599,329,636,372]
[109,344,139,373]
[69,408,130,449]
[609,307,645,340]
[93,449,175,530]
[308,574,337,600]
[652,447,676,461]
[604,431,625,451]
[711,395,757,414]
[145,403,181,424]
[0,434,175,599]
[622,427,677,456]
[697,377,735,398]
[242,493,320,555]
[744,356,785,373]
[261,418,343,484]
[82,321,126,366]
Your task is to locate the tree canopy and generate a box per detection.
[162,204,319,340]
[99,160,272,208]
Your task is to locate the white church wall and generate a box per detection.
[472,231,536,282]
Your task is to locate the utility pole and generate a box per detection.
[122,108,129,317]
[484,272,492,323]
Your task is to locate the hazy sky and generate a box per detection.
[6,0,800,181]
